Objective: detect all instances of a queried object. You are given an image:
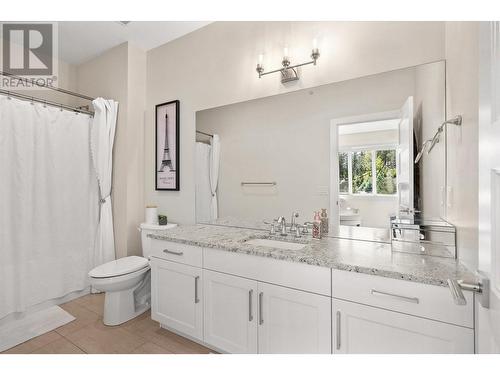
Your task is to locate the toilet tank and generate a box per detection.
[139,222,178,258]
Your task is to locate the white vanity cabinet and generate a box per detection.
[203,269,331,354]
[150,256,203,341]
[332,299,474,354]
[203,270,258,353]
[331,269,474,354]
[202,250,332,354]
[258,282,331,354]
[149,238,474,354]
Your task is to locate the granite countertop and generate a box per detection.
[149,223,475,287]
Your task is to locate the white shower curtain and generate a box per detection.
[195,142,212,222]
[209,135,221,219]
[0,96,99,319]
[90,98,118,267]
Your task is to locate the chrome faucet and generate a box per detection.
[277,216,287,236]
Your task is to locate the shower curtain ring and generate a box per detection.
[7,91,11,99]
[43,100,47,108]
[30,97,34,105]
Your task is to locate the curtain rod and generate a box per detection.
[0,71,95,101]
[0,89,94,116]
[196,130,213,137]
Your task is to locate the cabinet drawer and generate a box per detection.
[203,248,331,296]
[331,269,473,328]
[150,239,202,268]
[332,298,474,354]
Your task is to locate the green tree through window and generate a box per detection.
[352,151,372,194]
[376,150,397,194]
[339,149,397,195]
[339,152,348,193]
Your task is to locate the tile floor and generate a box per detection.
[1,293,214,354]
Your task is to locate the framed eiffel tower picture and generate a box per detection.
[155,100,180,190]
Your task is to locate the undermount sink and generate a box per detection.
[245,238,306,250]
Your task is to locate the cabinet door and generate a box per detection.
[151,257,203,340]
[332,298,474,354]
[257,282,331,354]
[203,270,258,353]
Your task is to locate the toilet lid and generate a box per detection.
[89,256,149,278]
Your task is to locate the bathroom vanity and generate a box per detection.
[148,224,475,354]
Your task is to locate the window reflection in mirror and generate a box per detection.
[336,119,401,230]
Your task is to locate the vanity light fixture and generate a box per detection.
[256,39,320,84]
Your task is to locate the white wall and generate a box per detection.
[145,21,446,225]
[341,196,397,228]
[125,44,147,256]
[444,22,479,270]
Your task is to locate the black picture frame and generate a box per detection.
[155,100,180,191]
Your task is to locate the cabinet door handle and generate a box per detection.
[163,249,183,256]
[258,292,264,325]
[370,289,419,304]
[194,276,200,303]
[336,311,341,350]
[248,289,254,322]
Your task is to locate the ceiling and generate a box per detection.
[338,119,400,135]
[58,21,211,65]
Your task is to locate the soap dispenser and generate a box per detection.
[312,211,322,239]
[320,208,329,234]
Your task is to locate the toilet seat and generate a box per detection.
[89,256,149,278]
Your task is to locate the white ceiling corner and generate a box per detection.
[58,21,211,65]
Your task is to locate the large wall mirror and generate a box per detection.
[195,61,446,243]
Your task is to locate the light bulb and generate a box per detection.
[258,54,263,64]
[283,46,289,58]
[313,38,318,49]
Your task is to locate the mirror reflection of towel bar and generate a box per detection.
[241,182,277,186]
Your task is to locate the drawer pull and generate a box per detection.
[336,311,341,350]
[259,292,264,325]
[194,276,200,303]
[249,289,254,322]
[370,289,419,304]
[163,249,184,256]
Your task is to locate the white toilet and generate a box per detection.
[88,222,177,326]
